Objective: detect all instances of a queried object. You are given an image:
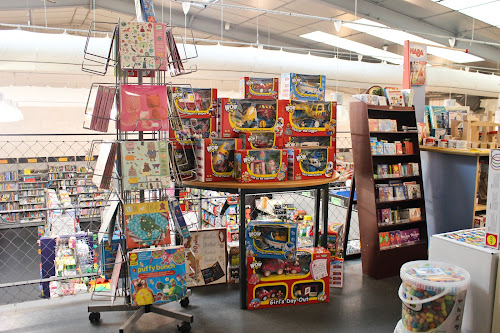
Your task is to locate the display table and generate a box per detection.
[429,228,498,333]
[420,146,489,236]
[183,176,338,309]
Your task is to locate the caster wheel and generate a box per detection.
[180,297,190,308]
[89,312,100,323]
[177,322,191,333]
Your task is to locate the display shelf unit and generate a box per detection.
[349,101,428,279]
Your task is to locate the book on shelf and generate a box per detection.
[393,185,407,201]
[401,89,414,107]
[384,87,405,107]
[409,208,421,221]
[378,186,393,202]
[369,119,379,132]
[406,184,421,199]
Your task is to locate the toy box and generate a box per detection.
[128,246,187,306]
[240,132,284,149]
[245,220,298,259]
[280,73,326,101]
[124,200,170,249]
[247,247,330,309]
[170,87,217,117]
[99,234,122,279]
[195,138,242,182]
[171,140,196,181]
[283,135,333,148]
[287,147,335,180]
[330,258,344,288]
[169,116,217,144]
[234,149,287,183]
[218,98,283,138]
[280,100,336,137]
[183,228,227,287]
[239,77,279,100]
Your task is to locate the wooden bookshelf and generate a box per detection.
[350,101,428,279]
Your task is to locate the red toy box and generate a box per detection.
[280,100,336,137]
[218,98,284,138]
[283,136,334,148]
[195,138,242,182]
[239,77,279,100]
[234,149,287,183]
[240,132,284,149]
[169,116,217,144]
[247,247,330,309]
[171,140,196,181]
[170,87,217,117]
[280,73,326,101]
[287,147,336,180]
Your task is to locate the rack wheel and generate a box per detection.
[180,297,189,308]
[89,312,101,323]
[177,322,191,333]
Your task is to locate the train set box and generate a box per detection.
[239,77,279,100]
[287,147,336,180]
[234,149,287,183]
[245,220,298,260]
[281,100,336,137]
[280,73,326,101]
[246,247,330,309]
[218,98,284,138]
[195,138,242,182]
[170,87,217,117]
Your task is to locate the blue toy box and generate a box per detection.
[246,220,298,260]
[280,73,326,102]
[100,233,122,279]
[128,246,187,306]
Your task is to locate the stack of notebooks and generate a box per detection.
[92,142,118,189]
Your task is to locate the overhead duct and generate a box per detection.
[0,30,499,97]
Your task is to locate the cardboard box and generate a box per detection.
[169,116,217,144]
[245,220,298,259]
[280,100,336,137]
[218,98,283,138]
[240,77,279,99]
[280,73,326,101]
[194,138,242,182]
[247,247,330,309]
[287,147,335,180]
[170,87,217,117]
[124,201,171,249]
[128,246,187,306]
[234,149,288,183]
[240,132,284,149]
[283,135,334,148]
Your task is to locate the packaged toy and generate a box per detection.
[120,140,172,191]
[120,85,169,131]
[280,100,336,136]
[170,116,217,144]
[195,138,242,182]
[169,87,217,117]
[330,258,344,288]
[240,77,279,99]
[280,73,326,101]
[234,149,287,183]
[218,98,283,138]
[240,132,284,149]
[128,246,187,306]
[287,147,335,180]
[283,135,333,148]
[245,220,298,259]
[124,200,170,249]
[171,140,196,180]
[247,247,330,309]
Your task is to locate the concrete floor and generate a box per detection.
[0,260,402,333]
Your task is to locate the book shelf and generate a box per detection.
[349,101,428,279]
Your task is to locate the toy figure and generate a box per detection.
[267,159,277,174]
[254,164,263,175]
[213,142,231,173]
[306,151,324,172]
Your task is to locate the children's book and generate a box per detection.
[120,140,172,191]
[377,164,389,178]
[120,85,169,132]
[378,186,393,202]
[402,89,414,107]
[384,143,396,155]
[380,208,391,224]
[369,119,379,132]
[406,184,421,199]
[384,87,405,107]
[395,142,403,155]
[409,208,422,221]
[391,164,401,178]
[404,141,414,155]
[409,162,420,176]
[393,185,407,201]
[375,142,384,155]
[124,201,170,249]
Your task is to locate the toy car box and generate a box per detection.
[218,98,284,138]
[234,149,288,183]
[169,87,217,117]
[281,100,336,137]
[283,135,333,148]
[247,247,330,309]
[287,147,335,180]
[128,246,187,306]
[245,220,298,259]
[195,138,242,182]
[240,132,284,149]
[280,73,326,101]
[239,77,279,100]
[169,116,217,145]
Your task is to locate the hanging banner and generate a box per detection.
[404,41,427,86]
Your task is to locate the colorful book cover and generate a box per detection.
[409,208,421,221]
[169,197,191,239]
[120,140,172,191]
[383,143,396,155]
[391,164,401,177]
[410,162,419,176]
[124,201,170,249]
[128,246,187,306]
[380,208,391,224]
[375,142,384,155]
[395,142,403,155]
[406,184,421,199]
[389,120,398,132]
[378,186,393,202]
[393,185,407,200]
[391,209,399,223]
[404,141,414,155]
[368,119,379,132]
[384,87,405,107]
[378,119,393,132]
[402,89,414,107]
[140,0,156,22]
[120,85,169,132]
[377,164,389,178]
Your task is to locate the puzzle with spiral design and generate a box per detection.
[124,201,171,249]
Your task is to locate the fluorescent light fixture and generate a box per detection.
[344,19,483,63]
[432,0,500,27]
[300,31,403,64]
[0,94,23,122]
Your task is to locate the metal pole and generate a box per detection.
[239,189,247,309]
[314,188,321,247]
[321,184,329,248]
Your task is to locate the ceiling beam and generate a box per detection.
[320,0,500,63]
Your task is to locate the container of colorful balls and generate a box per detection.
[397,260,470,332]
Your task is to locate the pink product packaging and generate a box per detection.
[400,228,420,244]
[119,85,169,132]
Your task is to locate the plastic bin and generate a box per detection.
[399,260,470,332]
